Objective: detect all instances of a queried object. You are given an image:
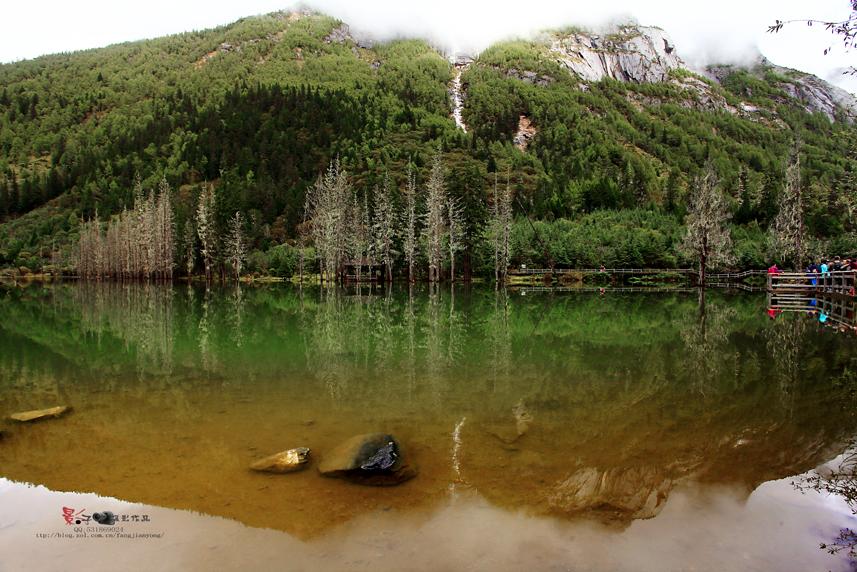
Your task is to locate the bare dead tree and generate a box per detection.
[447,193,464,282]
[227,210,247,281]
[105,214,120,278]
[332,164,351,283]
[424,150,447,282]
[403,164,419,283]
[500,171,513,282]
[304,177,321,282]
[490,172,513,283]
[75,176,177,281]
[770,145,805,269]
[373,174,396,282]
[363,190,373,281]
[491,174,500,284]
[298,202,308,285]
[681,161,735,285]
[143,190,156,279]
[345,191,366,283]
[306,159,350,284]
[183,217,195,277]
[196,184,217,283]
[157,177,174,281]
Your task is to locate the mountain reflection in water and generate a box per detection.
[0,283,855,554]
[0,474,853,572]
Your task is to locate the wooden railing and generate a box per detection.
[517,286,696,294]
[704,270,767,280]
[768,270,857,296]
[704,282,766,292]
[507,267,766,282]
[508,268,695,276]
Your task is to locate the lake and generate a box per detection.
[1,282,856,571]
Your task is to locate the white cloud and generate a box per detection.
[1,0,855,93]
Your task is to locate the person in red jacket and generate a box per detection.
[767,263,781,275]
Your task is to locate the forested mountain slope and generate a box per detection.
[0,10,855,274]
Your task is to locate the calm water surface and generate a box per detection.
[0,282,855,571]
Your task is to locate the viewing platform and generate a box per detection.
[767,270,857,298]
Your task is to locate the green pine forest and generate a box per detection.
[1,10,856,278]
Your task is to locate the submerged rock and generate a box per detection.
[250,447,310,473]
[487,400,535,444]
[8,405,72,423]
[318,433,417,486]
[360,440,398,471]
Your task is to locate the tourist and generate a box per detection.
[807,261,819,286]
[832,256,844,271]
[767,263,781,275]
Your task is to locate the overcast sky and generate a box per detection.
[2,0,856,92]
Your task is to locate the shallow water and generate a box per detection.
[0,282,856,569]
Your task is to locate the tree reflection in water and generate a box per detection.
[2,283,857,538]
[679,289,738,397]
[766,314,809,413]
[74,281,175,377]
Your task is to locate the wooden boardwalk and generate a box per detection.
[768,270,857,297]
[516,286,697,295]
[508,267,768,289]
[508,267,767,279]
[509,267,694,276]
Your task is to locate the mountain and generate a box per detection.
[0,10,855,275]
[540,25,857,121]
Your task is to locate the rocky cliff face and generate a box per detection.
[782,74,857,120]
[706,58,857,122]
[549,26,684,84]
[543,26,856,122]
